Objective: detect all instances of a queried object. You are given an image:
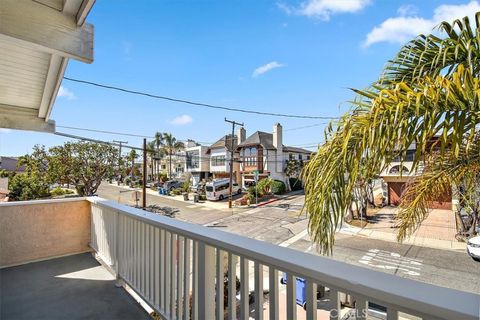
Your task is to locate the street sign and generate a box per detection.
[253,170,259,181]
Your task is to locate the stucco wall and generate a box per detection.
[0,198,91,268]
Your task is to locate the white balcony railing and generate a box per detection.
[88,197,479,320]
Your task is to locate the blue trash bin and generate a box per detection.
[280,273,307,309]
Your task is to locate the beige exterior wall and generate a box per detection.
[0,198,91,268]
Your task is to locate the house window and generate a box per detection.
[244,147,257,166]
[306,155,310,160]
[186,150,200,169]
[298,154,303,161]
[212,156,226,166]
[161,165,166,170]
[289,153,295,160]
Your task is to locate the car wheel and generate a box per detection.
[219,195,224,200]
[237,189,242,195]
[303,302,307,310]
[472,256,480,262]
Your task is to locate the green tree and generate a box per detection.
[49,142,117,196]
[303,14,480,254]
[9,145,51,201]
[126,149,139,182]
[153,131,164,177]
[161,133,184,179]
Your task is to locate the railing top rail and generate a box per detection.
[0,197,87,208]
[88,197,480,320]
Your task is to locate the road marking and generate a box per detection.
[279,228,309,247]
[359,249,423,276]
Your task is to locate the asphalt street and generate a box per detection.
[97,183,480,294]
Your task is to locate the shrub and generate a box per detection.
[50,187,66,197]
[289,178,303,191]
[8,173,50,201]
[199,194,207,201]
[256,178,273,196]
[271,180,286,195]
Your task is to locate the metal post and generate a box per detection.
[225,118,244,209]
[142,138,147,210]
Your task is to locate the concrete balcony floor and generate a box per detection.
[0,253,150,320]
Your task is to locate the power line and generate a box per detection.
[284,123,330,132]
[57,125,213,145]
[63,76,340,120]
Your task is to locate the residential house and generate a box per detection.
[237,123,312,188]
[0,156,24,173]
[380,138,452,209]
[206,132,242,183]
[184,140,211,185]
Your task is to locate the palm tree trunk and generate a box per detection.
[169,151,172,179]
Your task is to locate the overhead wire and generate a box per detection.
[63,76,341,120]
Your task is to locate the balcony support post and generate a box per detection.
[197,242,215,320]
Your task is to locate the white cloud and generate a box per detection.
[57,86,76,100]
[252,61,284,78]
[363,1,480,47]
[170,114,193,126]
[397,4,418,17]
[278,0,371,20]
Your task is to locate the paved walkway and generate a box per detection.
[341,207,466,252]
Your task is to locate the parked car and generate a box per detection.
[163,180,183,191]
[467,236,480,261]
[205,179,241,201]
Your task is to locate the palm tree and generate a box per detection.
[161,133,185,179]
[151,132,163,178]
[147,141,156,181]
[126,149,138,182]
[303,14,480,254]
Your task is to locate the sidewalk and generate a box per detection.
[110,182,304,211]
[340,207,466,252]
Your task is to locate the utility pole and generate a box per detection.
[225,118,244,208]
[113,140,128,181]
[142,138,147,210]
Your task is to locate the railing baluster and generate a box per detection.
[136,220,140,289]
[268,267,279,320]
[177,236,184,320]
[192,241,198,320]
[154,227,160,309]
[166,231,171,318]
[386,307,399,320]
[306,280,317,320]
[216,249,224,320]
[254,262,264,320]
[183,238,191,320]
[355,296,368,320]
[329,289,341,320]
[141,222,146,296]
[197,242,215,320]
[150,225,155,301]
[286,273,297,320]
[240,257,249,320]
[160,229,165,312]
[171,233,177,318]
[228,253,237,320]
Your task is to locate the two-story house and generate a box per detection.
[206,132,241,183]
[237,123,312,188]
[184,140,211,185]
[380,137,452,209]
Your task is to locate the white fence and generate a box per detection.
[88,197,479,320]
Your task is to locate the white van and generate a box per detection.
[205,179,242,201]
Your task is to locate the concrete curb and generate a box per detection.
[340,223,467,252]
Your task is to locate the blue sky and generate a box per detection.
[2,0,479,156]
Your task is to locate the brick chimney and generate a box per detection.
[237,127,246,145]
[273,123,283,152]
[273,123,283,173]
